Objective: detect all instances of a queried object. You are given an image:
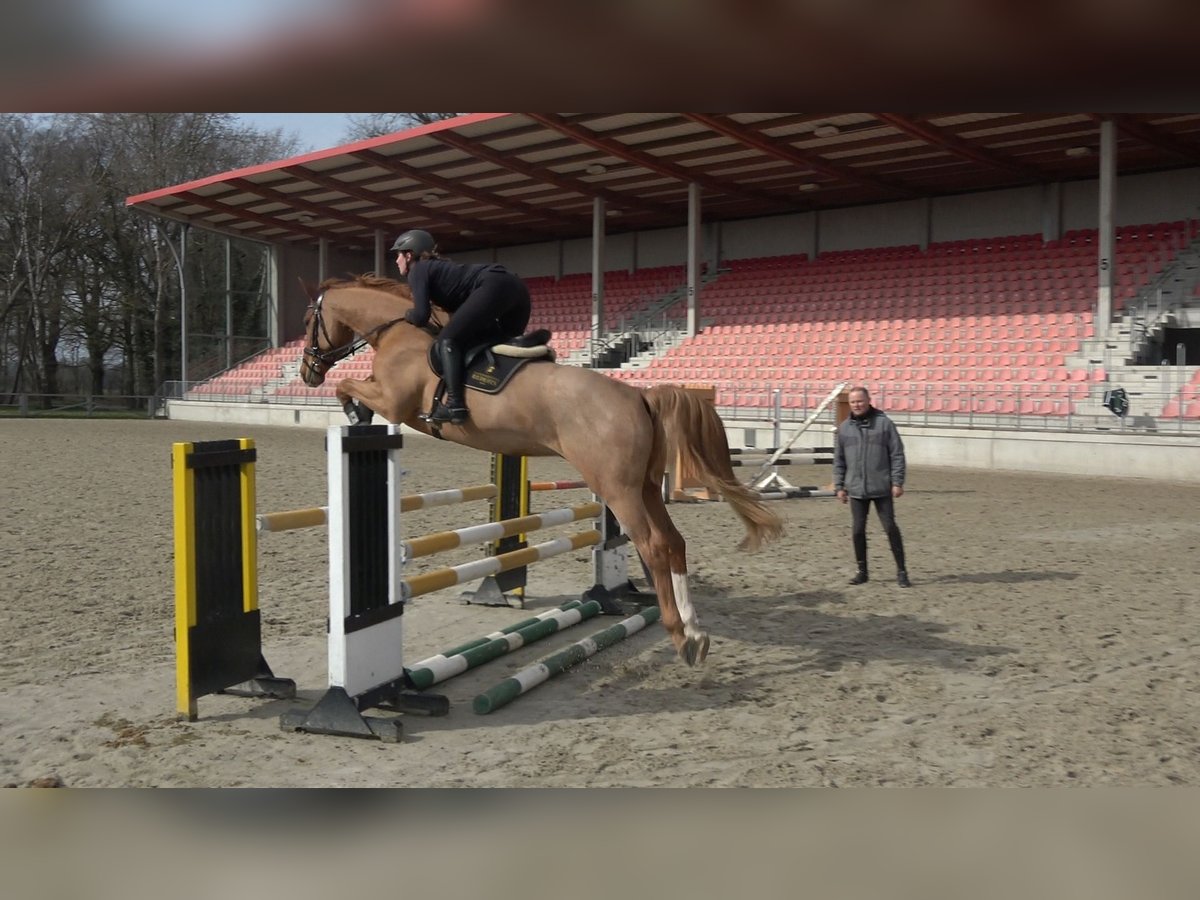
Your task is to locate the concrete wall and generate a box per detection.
[1064,168,1200,231]
[931,187,1044,242]
[727,418,1200,483]
[899,425,1200,482]
[633,226,687,269]
[720,212,815,260]
[821,199,931,251]
[168,400,1200,483]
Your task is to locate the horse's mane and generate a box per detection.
[319,273,413,298]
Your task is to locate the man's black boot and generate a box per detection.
[430,339,469,424]
[849,567,869,585]
[896,570,911,588]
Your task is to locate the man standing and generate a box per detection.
[832,386,910,587]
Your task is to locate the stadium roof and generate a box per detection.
[126,112,1200,255]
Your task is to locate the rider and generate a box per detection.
[392,229,532,425]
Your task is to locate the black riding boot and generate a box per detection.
[430,339,469,424]
[850,531,869,584]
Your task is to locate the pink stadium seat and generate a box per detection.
[259,236,1170,405]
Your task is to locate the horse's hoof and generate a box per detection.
[678,633,710,667]
[343,400,374,425]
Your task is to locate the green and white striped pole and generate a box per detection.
[473,605,661,714]
[405,600,602,690]
[417,600,584,662]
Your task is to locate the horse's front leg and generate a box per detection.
[335,376,386,425]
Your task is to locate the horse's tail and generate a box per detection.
[642,384,784,552]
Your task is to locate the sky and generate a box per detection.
[234,113,356,153]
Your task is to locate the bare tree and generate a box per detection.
[0,115,101,401]
[343,113,460,142]
[0,112,300,401]
[72,113,301,394]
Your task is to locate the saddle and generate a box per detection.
[426,328,555,396]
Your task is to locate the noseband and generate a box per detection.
[301,292,407,384]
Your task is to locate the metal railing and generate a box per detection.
[581,272,723,367]
[0,393,163,418]
[166,374,1200,437]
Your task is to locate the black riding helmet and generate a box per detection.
[391,229,436,257]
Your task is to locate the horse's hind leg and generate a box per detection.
[606,483,709,666]
[642,481,709,665]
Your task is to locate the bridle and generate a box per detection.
[301,292,407,385]
[301,294,357,384]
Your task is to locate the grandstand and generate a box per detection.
[132,113,1200,480]
[185,220,1200,431]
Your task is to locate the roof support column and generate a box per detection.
[1097,119,1116,328]
[224,238,233,371]
[180,226,190,389]
[686,182,701,337]
[156,222,190,389]
[318,237,330,284]
[591,196,605,366]
[268,245,281,349]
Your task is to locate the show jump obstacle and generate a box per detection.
[745,381,848,494]
[666,382,848,502]
[172,438,297,722]
[172,425,653,742]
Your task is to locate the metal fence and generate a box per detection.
[163,373,1200,438]
[0,393,164,418]
[703,383,1200,436]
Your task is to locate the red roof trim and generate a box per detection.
[125,112,512,207]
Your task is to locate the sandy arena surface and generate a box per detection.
[2,417,1198,787]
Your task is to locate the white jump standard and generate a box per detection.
[279,424,429,742]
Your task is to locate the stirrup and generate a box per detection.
[425,401,469,425]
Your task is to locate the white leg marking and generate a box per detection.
[671,571,704,639]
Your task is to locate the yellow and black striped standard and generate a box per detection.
[489,452,530,597]
[172,438,272,720]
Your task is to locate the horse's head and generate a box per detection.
[298,290,358,387]
[298,276,422,386]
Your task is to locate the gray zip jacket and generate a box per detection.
[832,407,906,499]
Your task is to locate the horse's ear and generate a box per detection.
[298,276,316,301]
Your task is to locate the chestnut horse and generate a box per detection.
[298,275,783,666]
